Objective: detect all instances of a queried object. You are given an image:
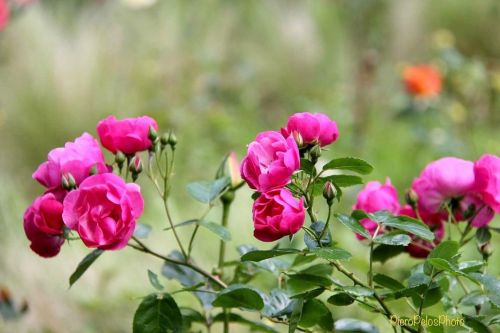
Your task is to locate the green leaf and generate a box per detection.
[186,177,229,203]
[458,260,484,273]
[300,159,316,175]
[372,244,405,263]
[373,274,405,290]
[147,270,163,291]
[69,249,104,288]
[241,249,300,262]
[335,213,371,239]
[212,285,264,310]
[373,232,411,246]
[322,157,374,174]
[427,258,478,284]
[134,223,152,239]
[470,273,500,307]
[299,299,332,329]
[343,286,374,297]
[288,299,304,333]
[198,221,231,242]
[463,314,492,333]
[459,291,489,307]
[311,247,352,261]
[287,275,332,295]
[334,318,379,333]
[322,175,364,187]
[213,313,277,332]
[424,241,459,275]
[133,293,183,333]
[304,221,331,249]
[382,215,435,241]
[328,292,355,306]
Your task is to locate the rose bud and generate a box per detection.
[405,188,418,209]
[160,133,169,148]
[148,125,158,142]
[323,181,337,205]
[310,144,321,164]
[167,132,177,148]
[129,156,143,181]
[61,173,76,190]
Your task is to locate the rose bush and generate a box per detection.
[23,113,499,333]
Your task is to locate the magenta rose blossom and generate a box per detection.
[240,131,300,192]
[33,133,109,191]
[97,115,158,154]
[0,0,9,32]
[412,157,475,215]
[252,188,305,242]
[399,205,444,258]
[353,179,400,240]
[23,193,65,258]
[62,173,144,250]
[474,154,500,213]
[281,112,339,147]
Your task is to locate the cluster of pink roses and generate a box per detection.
[241,112,339,242]
[24,116,157,257]
[354,155,499,258]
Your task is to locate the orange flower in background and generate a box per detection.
[0,0,9,32]
[403,65,442,98]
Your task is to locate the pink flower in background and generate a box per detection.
[403,65,442,98]
[474,154,500,213]
[353,179,400,240]
[412,157,475,215]
[97,115,158,154]
[241,131,300,192]
[399,205,444,258]
[0,0,9,32]
[252,188,305,242]
[32,133,109,191]
[62,173,144,250]
[23,193,65,258]
[281,112,339,147]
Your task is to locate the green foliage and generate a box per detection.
[212,285,264,310]
[132,293,182,333]
[186,177,229,203]
[69,249,103,288]
[322,157,374,174]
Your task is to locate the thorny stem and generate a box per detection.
[368,224,381,288]
[218,200,232,274]
[128,236,227,289]
[318,203,333,241]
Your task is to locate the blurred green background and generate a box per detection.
[1,0,499,332]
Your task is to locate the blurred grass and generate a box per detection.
[0,0,499,332]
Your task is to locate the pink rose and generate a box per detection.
[252,188,305,242]
[0,0,9,32]
[23,193,65,258]
[399,205,444,258]
[474,154,500,213]
[33,133,109,191]
[97,115,158,154]
[241,131,300,192]
[412,157,475,215]
[353,179,400,240]
[62,173,144,250]
[281,112,339,147]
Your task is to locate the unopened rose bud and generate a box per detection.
[61,173,76,190]
[115,151,126,169]
[228,152,243,189]
[480,243,493,260]
[292,131,304,149]
[160,133,169,148]
[168,132,177,148]
[129,156,143,181]
[310,145,321,164]
[405,189,418,208]
[323,181,336,205]
[148,125,158,142]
